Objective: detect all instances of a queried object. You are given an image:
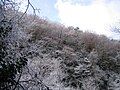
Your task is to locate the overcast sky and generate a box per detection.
[19,0,120,39]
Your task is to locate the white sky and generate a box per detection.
[55,0,120,39]
[18,0,120,39]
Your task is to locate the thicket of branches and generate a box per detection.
[0,0,33,89]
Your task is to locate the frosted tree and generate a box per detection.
[0,0,36,89]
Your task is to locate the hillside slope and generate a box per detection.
[17,16,120,90]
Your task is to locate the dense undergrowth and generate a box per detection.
[20,14,120,90]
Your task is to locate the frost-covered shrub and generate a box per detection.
[0,19,28,89]
[79,32,99,52]
[0,1,29,89]
[96,40,120,73]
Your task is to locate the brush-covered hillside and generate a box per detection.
[14,15,120,90]
[0,1,120,90]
